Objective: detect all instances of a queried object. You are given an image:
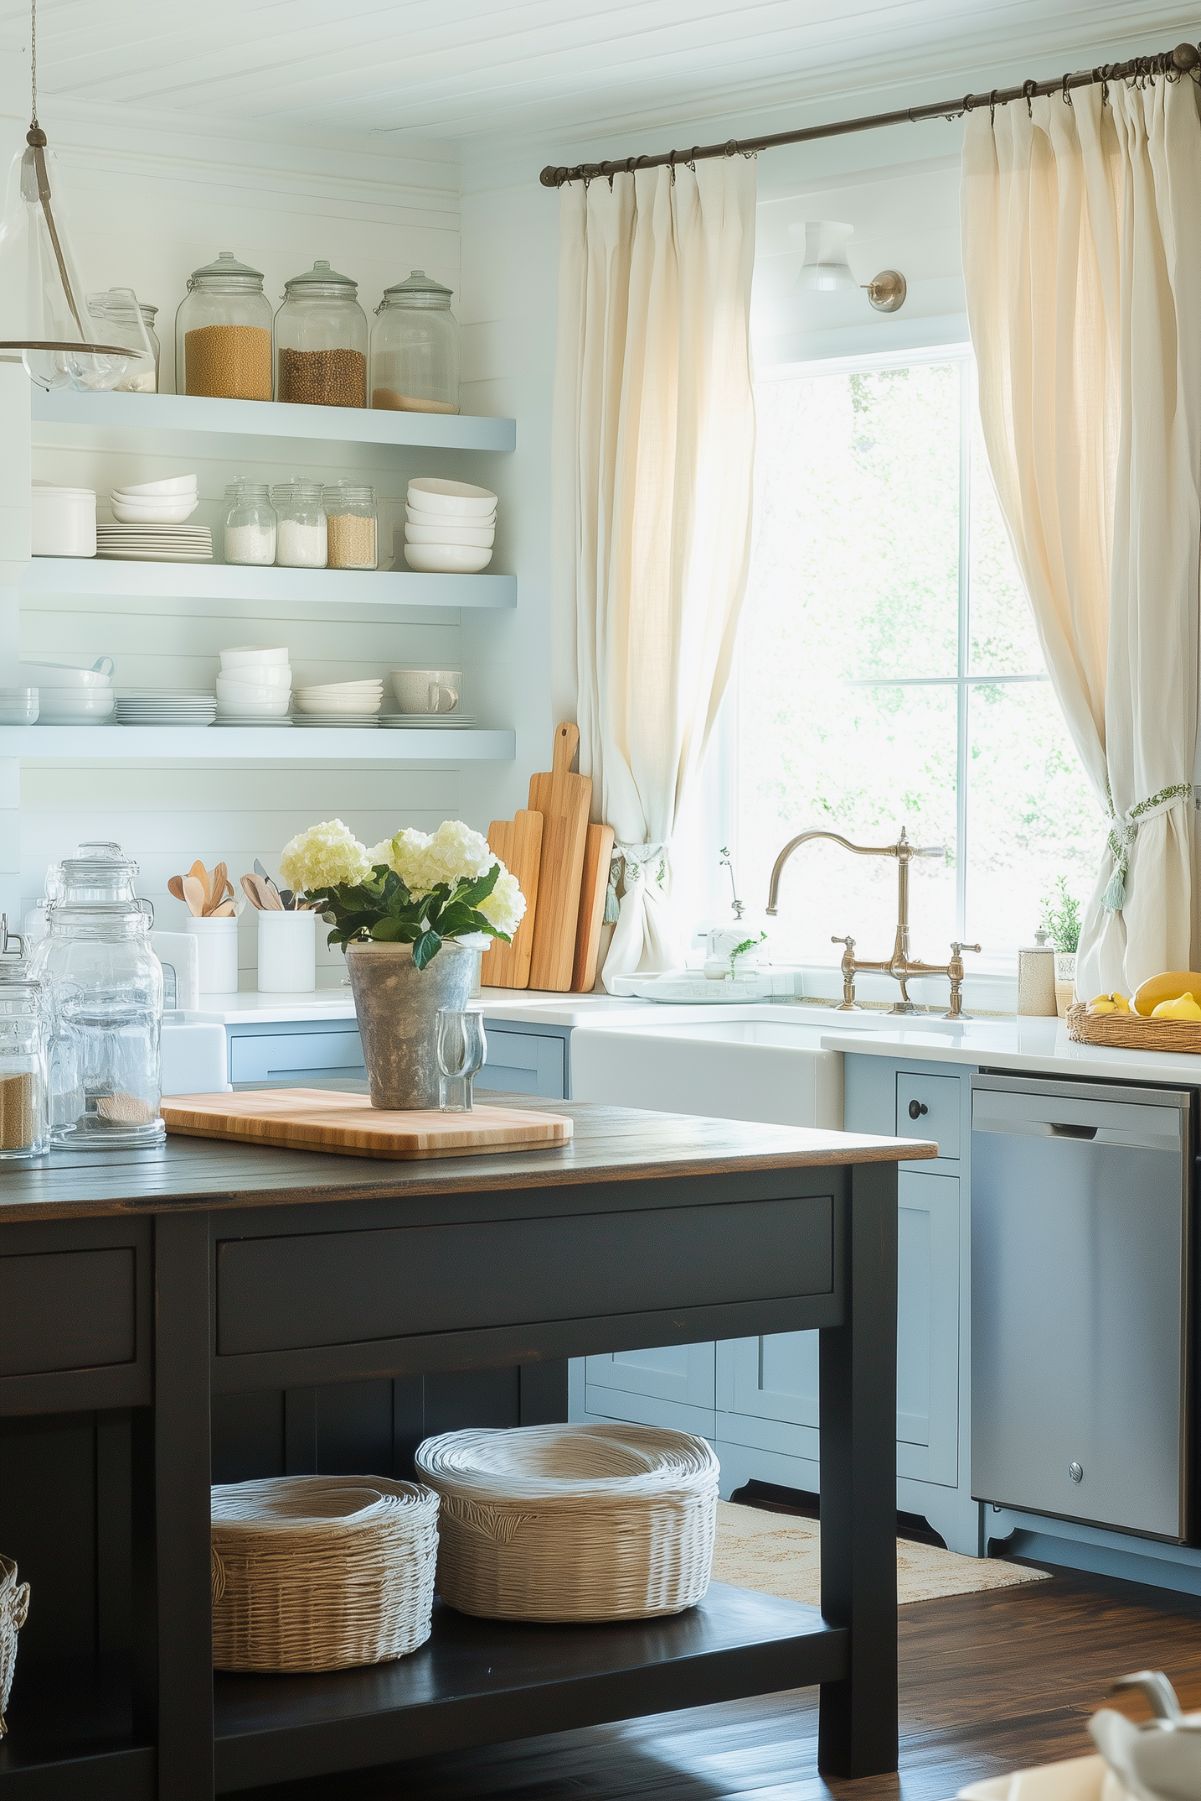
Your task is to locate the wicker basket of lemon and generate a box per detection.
[1067,971,1201,1051]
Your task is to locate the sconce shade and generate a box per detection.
[794,220,856,293]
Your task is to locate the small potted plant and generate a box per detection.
[279,819,524,1109]
[1040,876,1082,1016]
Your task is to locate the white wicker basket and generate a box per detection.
[415,1423,719,1623]
[0,1556,30,1739]
[210,1476,439,1672]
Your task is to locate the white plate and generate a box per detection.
[97,550,214,563]
[213,718,294,728]
[294,716,380,727]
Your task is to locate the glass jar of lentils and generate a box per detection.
[323,483,378,570]
[274,261,369,408]
[176,251,273,401]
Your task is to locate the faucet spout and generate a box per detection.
[765,828,906,916]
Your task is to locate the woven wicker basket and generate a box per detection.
[0,1556,30,1739]
[210,1476,439,1672]
[415,1423,719,1624]
[1066,1001,1201,1054]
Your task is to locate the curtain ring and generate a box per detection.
[668,147,677,185]
[723,139,738,158]
[988,88,999,126]
[962,91,975,113]
[686,145,700,170]
[1022,78,1036,116]
[1061,72,1073,105]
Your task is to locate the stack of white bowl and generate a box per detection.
[216,646,292,725]
[19,657,115,724]
[109,474,199,524]
[293,678,384,726]
[403,478,496,574]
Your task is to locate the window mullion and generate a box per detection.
[955,360,972,941]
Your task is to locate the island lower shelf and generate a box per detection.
[213,1584,846,1791]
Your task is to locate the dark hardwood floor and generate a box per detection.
[260,1563,1201,1800]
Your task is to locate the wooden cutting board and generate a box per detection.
[480,809,543,989]
[572,822,615,992]
[527,722,592,992]
[162,1089,573,1160]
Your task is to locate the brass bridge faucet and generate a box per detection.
[764,827,980,1017]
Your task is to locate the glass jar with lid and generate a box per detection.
[275,260,368,408]
[31,843,165,1149]
[323,482,378,570]
[223,480,277,566]
[0,917,47,1160]
[87,291,159,392]
[176,250,273,401]
[370,269,460,414]
[271,480,327,568]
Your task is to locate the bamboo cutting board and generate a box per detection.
[480,809,543,989]
[527,722,592,992]
[572,822,615,992]
[162,1089,573,1160]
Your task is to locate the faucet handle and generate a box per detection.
[950,941,981,958]
[831,934,856,950]
[915,844,948,859]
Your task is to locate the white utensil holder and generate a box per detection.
[185,916,240,995]
[256,909,316,994]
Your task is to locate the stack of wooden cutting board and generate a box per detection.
[481,722,615,994]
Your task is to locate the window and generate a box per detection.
[723,351,1100,964]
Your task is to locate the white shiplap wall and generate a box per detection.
[0,101,509,983]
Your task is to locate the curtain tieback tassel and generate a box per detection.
[1103,783,1193,913]
[606,842,668,923]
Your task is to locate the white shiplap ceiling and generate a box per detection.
[0,0,1194,146]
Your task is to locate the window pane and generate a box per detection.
[753,361,961,682]
[969,424,1046,675]
[964,680,1101,951]
[737,678,958,962]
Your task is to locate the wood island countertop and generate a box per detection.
[0,1101,937,1224]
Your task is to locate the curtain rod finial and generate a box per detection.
[539,166,562,187]
[1172,42,1200,69]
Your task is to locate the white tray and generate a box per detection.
[959,1754,1130,1801]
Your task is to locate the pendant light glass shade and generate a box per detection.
[0,130,153,390]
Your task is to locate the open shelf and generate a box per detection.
[0,1659,154,1798]
[32,389,515,455]
[22,558,516,614]
[0,726,515,761]
[213,1584,846,1792]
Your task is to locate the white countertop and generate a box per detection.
[818,1014,1201,1086]
[183,986,646,1029]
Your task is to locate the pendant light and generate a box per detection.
[0,0,152,389]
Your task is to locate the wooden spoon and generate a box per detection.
[208,901,237,918]
[167,875,188,905]
[209,861,230,915]
[240,873,264,910]
[181,874,207,917]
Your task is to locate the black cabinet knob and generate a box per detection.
[908,1099,929,1119]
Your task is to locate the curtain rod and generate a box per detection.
[539,40,1201,187]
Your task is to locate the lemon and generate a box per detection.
[1150,992,1201,1021]
[1133,971,1201,1016]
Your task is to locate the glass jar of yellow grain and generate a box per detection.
[0,918,47,1159]
[275,261,369,408]
[323,482,378,570]
[370,269,460,414]
[176,251,273,401]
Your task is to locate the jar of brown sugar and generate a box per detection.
[275,261,368,409]
[323,483,378,570]
[176,251,273,401]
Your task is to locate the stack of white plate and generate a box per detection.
[109,474,199,526]
[403,479,496,574]
[378,713,477,730]
[293,679,384,726]
[116,691,217,727]
[97,522,213,563]
[216,646,292,724]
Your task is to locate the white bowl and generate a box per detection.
[406,478,497,519]
[403,543,494,574]
[114,474,198,497]
[405,520,495,548]
[19,658,113,689]
[110,497,200,525]
[216,667,291,691]
[218,645,290,669]
[293,694,383,716]
[31,485,97,558]
[406,502,496,528]
[293,680,382,696]
[36,690,116,721]
[215,693,290,718]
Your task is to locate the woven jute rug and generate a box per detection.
[712,1501,1050,1607]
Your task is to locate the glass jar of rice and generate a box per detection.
[323,483,378,570]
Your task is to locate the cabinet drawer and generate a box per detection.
[896,1072,961,1161]
[477,1027,567,1100]
[230,1028,365,1086]
[0,1247,138,1379]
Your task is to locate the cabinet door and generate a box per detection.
[584,1343,715,1408]
[477,1027,567,1100]
[716,1169,960,1486]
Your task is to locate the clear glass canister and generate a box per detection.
[176,250,273,401]
[370,269,460,414]
[87,292,160,392]
[271,480,327,568]
[323,482,377,570]
[223,480,277,566]
[275,260,368,408]
[0,919,47,1159]
[32,845,165,1149]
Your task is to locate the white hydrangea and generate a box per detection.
[279,819,372,892]
[371,820,496,894]
[478,866,526,939]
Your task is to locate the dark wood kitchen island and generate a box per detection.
[0,1102,935,1801]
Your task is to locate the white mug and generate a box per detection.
[391,667,460,714]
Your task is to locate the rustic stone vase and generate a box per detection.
[346,939,477,1110]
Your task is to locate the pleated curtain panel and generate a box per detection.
[554,158,757,987]
[962,74,1201,998]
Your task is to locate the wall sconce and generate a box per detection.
[793,220,907,314]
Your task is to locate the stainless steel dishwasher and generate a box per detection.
[972,1074,1193,1541]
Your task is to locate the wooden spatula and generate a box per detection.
[527,723,592,992]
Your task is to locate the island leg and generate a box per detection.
[817,1159,899,1776]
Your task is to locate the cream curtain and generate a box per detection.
[962,76,1201,998]
[554,158,757,987]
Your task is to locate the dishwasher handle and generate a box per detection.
[1048,1121,1099,1140]
[973,1079,1187,1154]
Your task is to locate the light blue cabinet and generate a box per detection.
[476,1026,568,1100]
[584,1343,717,1438]
[225,1015,571,1100]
